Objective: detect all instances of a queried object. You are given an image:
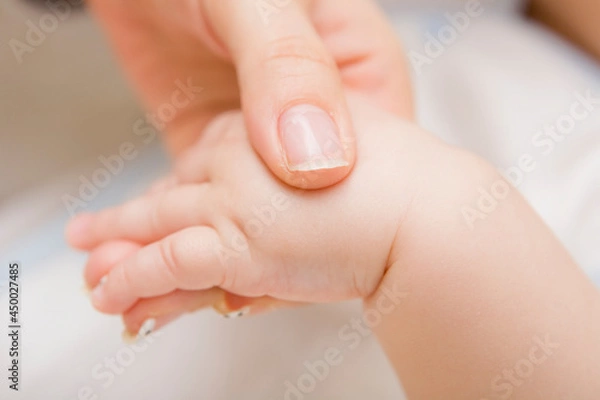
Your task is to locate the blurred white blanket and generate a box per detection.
[1,7,599,400]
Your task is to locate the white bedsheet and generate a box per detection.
[1,6,599,400]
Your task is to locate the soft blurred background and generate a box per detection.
[0,0,599,399]
[0,0,139,197]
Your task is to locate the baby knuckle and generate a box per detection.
[162,227,213,287]
[159,236,188,284]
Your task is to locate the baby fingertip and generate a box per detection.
[121,318,156,344]
[65,213,94,248]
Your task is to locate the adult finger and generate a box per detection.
[201,0,355,189]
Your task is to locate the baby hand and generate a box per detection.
[67,94,473,319]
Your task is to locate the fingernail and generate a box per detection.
[121,330,137,344]
[212,299,250,319]
[223,307,250,318]
[122,318,156,344]
[279,104,348,172]
[122,313,179,343]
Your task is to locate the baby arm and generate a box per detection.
[67,94,600,399]
[368,140,600,398]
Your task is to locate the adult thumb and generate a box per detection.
[202,0,355,189]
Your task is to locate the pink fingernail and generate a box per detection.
[279,104,348,172]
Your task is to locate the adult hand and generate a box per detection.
[88,0,412,189]
[76,0,414,334]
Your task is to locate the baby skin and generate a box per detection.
[67,94,600,399]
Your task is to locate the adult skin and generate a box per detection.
[87,0,600,191]
[87,0,413,189]
[81,0,600,330]
[81,0,413,328]
[67,2,600,396]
